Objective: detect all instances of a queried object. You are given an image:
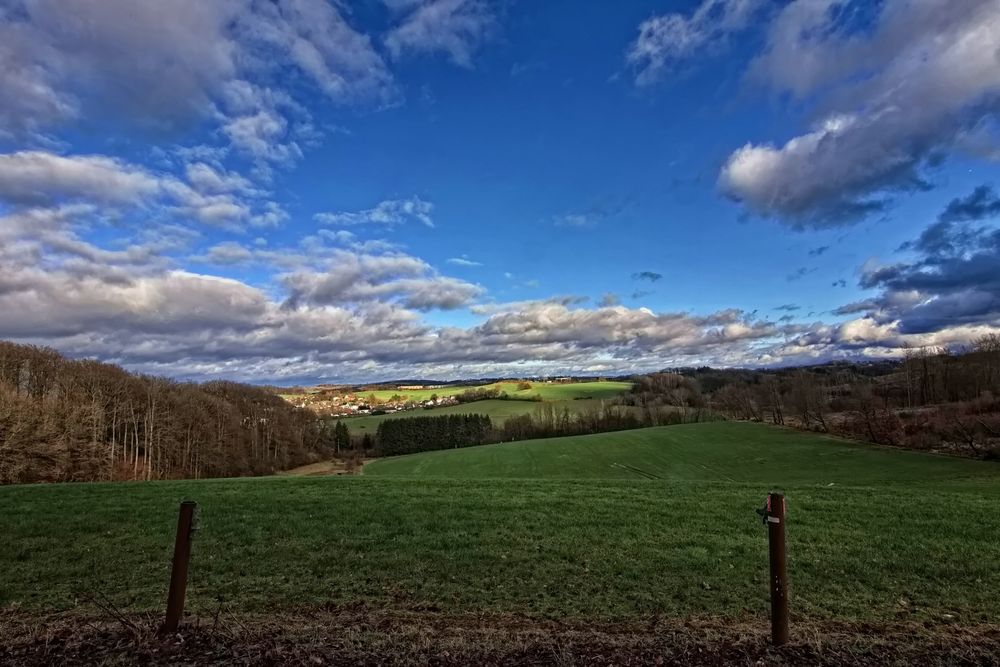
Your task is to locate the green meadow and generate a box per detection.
[2,422,999,623]
[365,421,998,483]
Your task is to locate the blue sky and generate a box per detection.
[1,0,999,383]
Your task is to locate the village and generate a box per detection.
[280,385,461,417]
[277,378,587,417]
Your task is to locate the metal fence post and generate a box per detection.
[160,500,197,635]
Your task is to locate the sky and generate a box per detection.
[1,0,999,384]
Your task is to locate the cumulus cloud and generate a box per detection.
[185,162,255,196]
[0,243,787,379]
[0,198,817,381]
[238,0,395,104]
[195,241,256,266]
[0,0,396,164]
[627,0,763,85]
[280,249,483,311]
[4,0,1000,381]
[842,194,1000,336]
[4,195,997,381]
[720,0,1000,227]
[472,301,784,362]
[384,0,495,68]
[314,197,435,228]
[0,151,162,206]
[769,315,1000,368]
[222,110,302,166]
[0,150,286,230]
[0,0,239,137]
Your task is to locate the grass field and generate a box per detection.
[3,422,999,625]
[365,422,999,483]
[336,398,614,431]
[354,380,631,403]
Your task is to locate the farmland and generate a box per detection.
[334,397,614,431]
[280,379,634,421]
[355,380,632,403]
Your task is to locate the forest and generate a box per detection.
[363,341,1000,459]
[377,414,493,455]
[368,402,719,457]
[694,336,1000,458]
[6,335,1000,484]
[0,341,327,484]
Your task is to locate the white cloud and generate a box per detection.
[0,0,240,137]
[222,110,303,166]
[721,0,1000,226]
[196,241,256,266]
[627,0,762,85]
[185,162,254,195]
[0,150,287,230]
[0,199,813,382]
[315,197,435,228]
[249,201,290,229]
[384,0,495,68]
[282,249,482,310]
[0,0,396,161]
[0,151,162,206]
[237,0,396,105]
[4,203,999,381]
[447,256,482,267]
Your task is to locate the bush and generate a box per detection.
[455,387,502,403]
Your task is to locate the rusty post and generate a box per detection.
[766,491,789,646]
[161,500,196,635]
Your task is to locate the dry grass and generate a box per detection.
[3,607,998,666]
[277,458,373,477]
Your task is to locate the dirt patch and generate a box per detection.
[3,607,998,666]
[279,458,373,477]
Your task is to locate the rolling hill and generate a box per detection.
[365,422,999,484]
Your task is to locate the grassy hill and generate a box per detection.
[366,422,998,484]
[2,421,999,626]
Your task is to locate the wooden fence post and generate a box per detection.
[160,500,197,635]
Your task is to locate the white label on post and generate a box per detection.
[767,516,781,524]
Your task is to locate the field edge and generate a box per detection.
[4,609,998,666]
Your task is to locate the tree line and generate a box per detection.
[698,336,1000,458]
[453,386,542,403]
[376,414,492,455]
[0,341,328,484]
[367,402,720,457]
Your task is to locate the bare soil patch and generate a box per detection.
[3,608,998,666]
[278,458,372,477]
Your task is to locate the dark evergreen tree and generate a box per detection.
[334,421,351,453]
